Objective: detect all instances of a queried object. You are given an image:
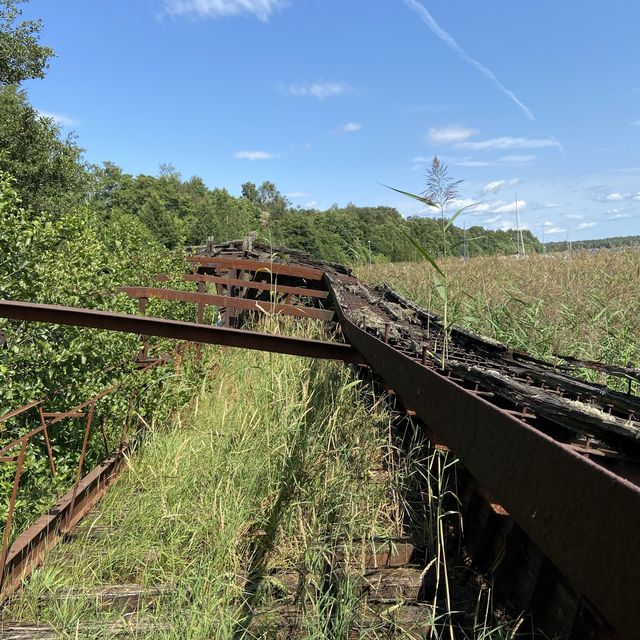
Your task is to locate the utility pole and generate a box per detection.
[515,195,525,257]
[463,221,469,261]
[368,240,372,270]
[540,225,546,253]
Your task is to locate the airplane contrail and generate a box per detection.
[402,0,535,122]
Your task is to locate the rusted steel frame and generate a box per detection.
[0,448,127,597]
[182,274,329,299]
[116,287,334,322]
[0,361,162,458]
[0,440,27,589]
[0,422,48,457]
[63,401,96,533]
[0,400,42,423]
[0,301,363,364]
[37,406,56,477]
[334,305,640,640]
[0,357,166,597]
[186,255,324,281]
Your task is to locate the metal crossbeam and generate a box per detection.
[0,301,362,364]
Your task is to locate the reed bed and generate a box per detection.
[365,249,640,372]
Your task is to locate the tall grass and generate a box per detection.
[5,324,396,638]
[367,250,640,381]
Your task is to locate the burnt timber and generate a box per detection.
[0,238,639,639]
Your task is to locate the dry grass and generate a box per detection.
[364,250,640,371]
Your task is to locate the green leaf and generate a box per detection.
[399,228,445,278]
[380,184,437,208]
[444,202,486,231]
[432,272,447,303]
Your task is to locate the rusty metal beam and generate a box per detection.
[1,448,127,596]
[0,400,42,424]
[181,274,329,299]
[335,307,640,640]
[0,300,363,364]
[115,287,334,321]
[186,256,324,281]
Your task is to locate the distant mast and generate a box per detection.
[515,195,526,257]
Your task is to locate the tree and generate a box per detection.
[423,156,462,258]
[0,0,54,85]
[0,86,86,214]
[241,180,289,224]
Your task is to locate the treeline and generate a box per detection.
[545,235,640,253]
[91,165,542,263]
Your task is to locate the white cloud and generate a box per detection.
[454,159,492,167]
[545,226,566,235]
[457,137,561,151]
[481,178,520,195]
[412,155,429,163]
[38,110,78,127]
[233,150,281,160]
[305,200,318,208]
[605,192,629,201]
[284,81,351,99]
[577,222,597,230]
[340,122,362,133]
[606,207,624,214]
[286,191,310,198]
[427,125,477,144]
[401,0,535,120]
[163,0,286,20]
[498,155,536,164]
[447,198,491,213]
[492,199,527,214]
[608,212,631,220]
[632,120,640,127]
[561,213,584,220]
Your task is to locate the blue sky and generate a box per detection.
[21,0,640,241]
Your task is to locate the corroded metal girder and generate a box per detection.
[0,300,362,364]
[1,448,126,596]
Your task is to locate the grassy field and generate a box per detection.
[364,249,640,372]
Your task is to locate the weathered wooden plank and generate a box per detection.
[186,255,324,281]
[181,274,329,299]
[115,287,334,321]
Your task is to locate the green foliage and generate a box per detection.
[0,170,190,533]
[0,86,86,214]
[0,0,53,85]
[90,164,261,248]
